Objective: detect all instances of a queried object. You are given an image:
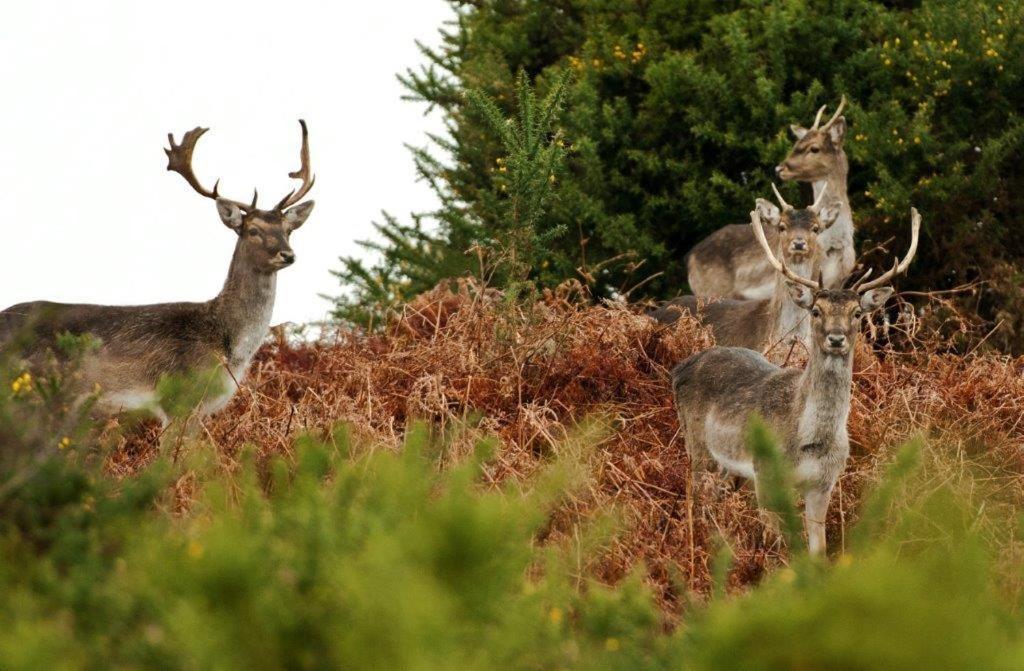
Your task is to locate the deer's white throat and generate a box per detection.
[796,347,853,451]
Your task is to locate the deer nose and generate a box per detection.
[791,239,808,252]
[827,333,847,349]
[277,250,295,266]
[775,164,784,176]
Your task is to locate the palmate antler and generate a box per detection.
[165,127,258,212]
[165,120,314,212]
[275,120,316,210]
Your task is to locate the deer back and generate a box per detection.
[686,224,778,300]
[650,295,772,350]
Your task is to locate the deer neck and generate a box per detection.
[795,343,853,449]
[211,246,277,372]
[813,154,853,246]
[767,258,813,345]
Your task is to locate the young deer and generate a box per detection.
[650,186,838,353]
[687,97,851,298]
[0,122,316,424]
[673,206,920,555]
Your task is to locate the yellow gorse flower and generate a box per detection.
[10,372,32,395]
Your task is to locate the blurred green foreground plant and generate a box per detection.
[2,352,1024,668]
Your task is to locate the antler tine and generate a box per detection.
[166,128,216,199]
[820,95,847,131]
[165,126,255,212]
[275,119,316,210]
[849,267,874,291]
[857,207,922,292]
[810,182,830,213]
[810,104,828,130]
[750,209,820,290]
[770,183,795,212]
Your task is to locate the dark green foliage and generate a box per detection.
[330,70,572,324]
[0,332,99,480]
[332,0,1024,349]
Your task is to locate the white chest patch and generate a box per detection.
[229,305,274,381]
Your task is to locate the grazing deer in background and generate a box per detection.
[650,185,839,353]
[673,206,920,555]
[687,97,851,298]
[0,121,316,425]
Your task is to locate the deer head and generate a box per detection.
[755,183,840,264]
[775,97,847,182]
[165,121,316,274]
[751,205,921,356]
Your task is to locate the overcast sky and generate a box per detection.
[0,1,451,324]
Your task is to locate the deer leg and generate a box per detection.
[804,485,833,557]
[685,436,708,578]
[753,476,783,542]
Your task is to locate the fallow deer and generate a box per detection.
[0,121,316,425]
[673,206,920,555]
[687,97,852,298]
[650,186,839,353]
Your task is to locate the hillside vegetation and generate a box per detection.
[5,281,1024,667]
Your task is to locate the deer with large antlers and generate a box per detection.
[673,206,920,555]
[687,97,852,298]
[650,186,839,353]
[0,121,316,424]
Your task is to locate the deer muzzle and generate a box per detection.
[825,332,848,354]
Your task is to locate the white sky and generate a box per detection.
[0,1,451,325]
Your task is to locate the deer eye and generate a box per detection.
[812,224,820,233]
[247,228,260,237]
[811,307,822,318]
[810,146,821,154]
[854,309,864,320]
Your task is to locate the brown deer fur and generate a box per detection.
[0,123,315,425]
[651,197,838,352]
[687,100,852,297]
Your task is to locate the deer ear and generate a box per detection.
[860,287,894,311]
[216,199,244,231]
[828,117,847,144]
[283,201,315,231]
[790,124,809,140]
[755,198,781,227]
[786,282,816,309]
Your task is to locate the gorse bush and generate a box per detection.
[0,423,679,670]
[333,0,1024,349]
[3,410,1024,669]
[0,332,99,479]
[330,71,572,325]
